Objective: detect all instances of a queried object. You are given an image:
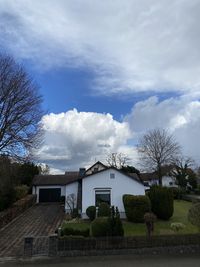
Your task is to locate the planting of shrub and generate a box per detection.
[61,224,90,237]
[15,185,29,201]
[171,187,183,200]
[170,222,185,232]
[91,217,112,237]
[123,194,151,222]
[86,206,96,221]
[108,206,124,236]
[148,186,174,220]
[97,202,111,217]
[144,212,156,237]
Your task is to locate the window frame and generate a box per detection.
[95,189,111,206]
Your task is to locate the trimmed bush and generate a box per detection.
[91,217,112,237]
[123,194,151,222]
[148,186,174,220]
[61,225,90,237]
[86,206,96,221]
[97,202,111,217]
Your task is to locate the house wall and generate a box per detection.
[33,185,66,203]
[162,176,177,187]
[82,169,145,218]
[65,182,78,213]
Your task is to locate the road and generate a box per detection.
[0,254,200,267]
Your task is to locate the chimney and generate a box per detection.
[79,168,86,177]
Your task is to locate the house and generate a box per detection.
[140,166,177,188]
[32,161,145,218]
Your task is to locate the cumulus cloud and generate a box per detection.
[125,96,200,164]
[36,98,200,172]
[36,109,135,172]
[1,0,200,95]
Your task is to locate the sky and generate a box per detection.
[0,0,200,173]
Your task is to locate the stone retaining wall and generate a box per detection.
[24,233,200,257]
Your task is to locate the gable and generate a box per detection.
[83,167,143,186]
[85,161,107,175]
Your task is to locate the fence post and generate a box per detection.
[49,234,58,257]
[24,236,33,257]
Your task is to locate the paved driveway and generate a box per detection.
[0,204,65,257]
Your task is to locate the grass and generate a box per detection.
[61,200,199,236]
[124,200,198,236]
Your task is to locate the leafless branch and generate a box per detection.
[0,54,43,159]
[138,128,180,185]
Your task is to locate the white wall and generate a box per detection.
[65,182,78,212]
[82,169,145,218]
[34,185,66,203]
[162,176,177,187]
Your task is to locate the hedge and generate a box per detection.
[123,194,151,222]
[148,186,174,220]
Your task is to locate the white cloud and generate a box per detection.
[36,109,135,172]
[1,0,200,95]
[36,98,200,172]
[125,96,200,164]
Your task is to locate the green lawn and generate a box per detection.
[124,200,198,236]
[61,200,199,236]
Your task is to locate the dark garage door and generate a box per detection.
[39,188,61,202]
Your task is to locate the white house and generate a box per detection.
[141,172,177,187]
[32,161,145,218]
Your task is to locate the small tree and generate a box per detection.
[65,193,76,216]
[138,128,180,185]
[144,212,156,238]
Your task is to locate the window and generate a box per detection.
[110,173,115,179]
[95,189,111,206]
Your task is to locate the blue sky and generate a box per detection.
[1,0,200,172]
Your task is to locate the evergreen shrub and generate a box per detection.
[148,186,174,220]
[86,206,96,221]
[97,202,111,217]
[123,194,151,222]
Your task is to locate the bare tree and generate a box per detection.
[66,193,76,214]
[106,152,128,169]
[138,129,180,185]
[38,164,50,175]
[0,54,43,159]
[171,156,195,188]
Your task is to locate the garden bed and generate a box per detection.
[60,200,199,237]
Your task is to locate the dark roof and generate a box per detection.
[33,162,143,186]
[32,172,79,186]
[140,173,158,181]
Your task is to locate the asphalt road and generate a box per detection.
[1,254,200,267]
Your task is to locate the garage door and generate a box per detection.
[39,188,61,202]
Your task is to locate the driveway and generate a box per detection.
[0,204,65,257]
